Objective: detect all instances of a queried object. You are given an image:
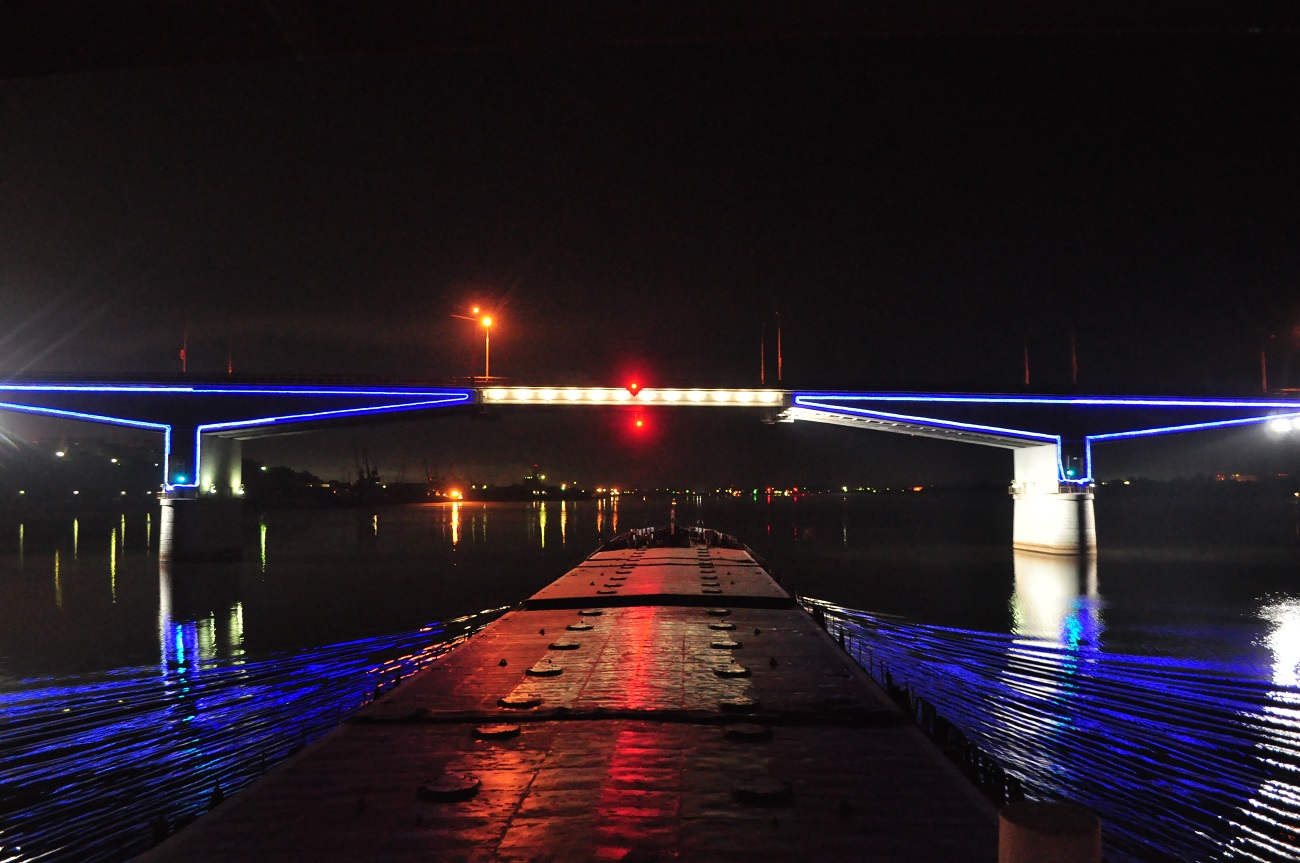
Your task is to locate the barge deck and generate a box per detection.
[141,527,998,862]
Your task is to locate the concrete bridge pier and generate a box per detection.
[1010,444,1096,555]
[166,427,243,496]
[197,435,243,497]
[160,431,244,562]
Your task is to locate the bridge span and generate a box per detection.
[0,379,1296,558]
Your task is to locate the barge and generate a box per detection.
[141,525,1000,862]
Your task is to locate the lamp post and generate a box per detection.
[453,307,495,382]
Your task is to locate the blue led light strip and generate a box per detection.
[0,389,472,491]
[177,395,473,490]
[794,398,1081,483]
[0,401,176,490]
[190,387,470,397]
[1086,411,1300,442]
[0,401,171,433]
[1081,411,1300,484]
[0,384,472,397]
[795,393,1300,485]
[196,395,471,433]
[797,391,1300,409]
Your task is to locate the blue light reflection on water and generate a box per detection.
[5,495,1300,861]
[0,607,505,863]
[807,596,1300,862]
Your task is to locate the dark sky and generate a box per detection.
[3,33,1300,485]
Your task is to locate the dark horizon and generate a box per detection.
[4,37,1300,389]
[4,26,1300,484]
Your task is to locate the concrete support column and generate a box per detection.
[1010,445,1096,555]
[199,435,242,496]
[169,427,241,495]
[160,429,243,561]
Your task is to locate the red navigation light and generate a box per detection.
[634,412,645,429]
[626,381,642,396]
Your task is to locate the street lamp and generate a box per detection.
[452,307,495,382]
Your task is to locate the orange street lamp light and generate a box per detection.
[452,307,495,381]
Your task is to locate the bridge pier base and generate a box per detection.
[160,496,243,562]
[1010,445,1096,555]
[1011,490,1096,555]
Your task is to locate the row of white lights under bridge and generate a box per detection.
[480,387,788,406]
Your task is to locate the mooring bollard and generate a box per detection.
[998,801,1100,863]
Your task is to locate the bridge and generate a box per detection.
[0,378,1296,558]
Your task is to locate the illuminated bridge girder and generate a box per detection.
[479,386,788,408]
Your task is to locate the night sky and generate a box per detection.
[3,33,1300,486]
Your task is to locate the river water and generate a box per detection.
[1,492,1298,861]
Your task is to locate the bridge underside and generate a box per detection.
[785,405,1093,554]
[0,382,475,560]
[792,392,1300,484]
[0,383,475,495]
[783,405,1050,449]
[787,392,1300,554]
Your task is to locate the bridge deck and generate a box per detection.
[140,534,998,862]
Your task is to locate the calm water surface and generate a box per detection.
[1,493,1299,861]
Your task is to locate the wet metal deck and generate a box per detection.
[525,547,790,609]
[141,535,998,862]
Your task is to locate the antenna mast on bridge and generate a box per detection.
[776,311,782,383]
[1070,331,1078,387]
[760,314,784,384]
